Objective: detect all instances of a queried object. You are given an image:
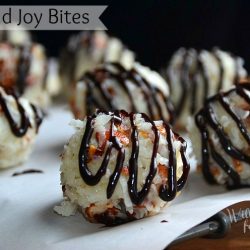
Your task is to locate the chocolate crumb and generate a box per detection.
[161,220,168,223]
[12,169,43,176]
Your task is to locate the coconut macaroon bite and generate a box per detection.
[190,83,250,188]
[0,42,52,108]
[0,25,32,46]
[164,48,247,129]
[55,110,190,225]
[59,31,135,95]
[0,87,43,169]
[71,62,174,123]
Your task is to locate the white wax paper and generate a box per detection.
[0,106,250,250]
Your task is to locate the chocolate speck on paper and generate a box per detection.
[12,169,43,177]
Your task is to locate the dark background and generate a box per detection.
[4,0,250,71]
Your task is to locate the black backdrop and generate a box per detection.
[4,0,250,71]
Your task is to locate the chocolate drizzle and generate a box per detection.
[195,83,250,188]
[16,46,31,95]
[12,169,43,176]
[128,112,160,204]
[168,48,243,118]
[212,50,224,92]
[175,50,189,116]
[78,110,189,205]
[30,103,43,132]
[0,88,42,137]
[0,44,32,95]
[82,63,174,124]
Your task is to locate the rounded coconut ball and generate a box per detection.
[55,110,189,225]
[71,62,174,124]
[0,42,50,108]
[188,82,250,188]
[165,47,247,129]
[0,87,43,169]
[59,31,135,98]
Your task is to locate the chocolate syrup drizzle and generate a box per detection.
[0,88,42,137]
[195,83,250,188]
[12,169,43,176]
[78,110,189,205]
[16,46,31,95]
[0,45,32,95]
[82,63,174,124]
[31,103,43,133]
[169,48,241,117]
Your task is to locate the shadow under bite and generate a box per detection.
[39,200,108,241]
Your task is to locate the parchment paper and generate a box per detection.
[0,106,250,250]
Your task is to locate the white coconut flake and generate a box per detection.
[54,200,78,216]
[94,114,112,127]
[69,119,85,129]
